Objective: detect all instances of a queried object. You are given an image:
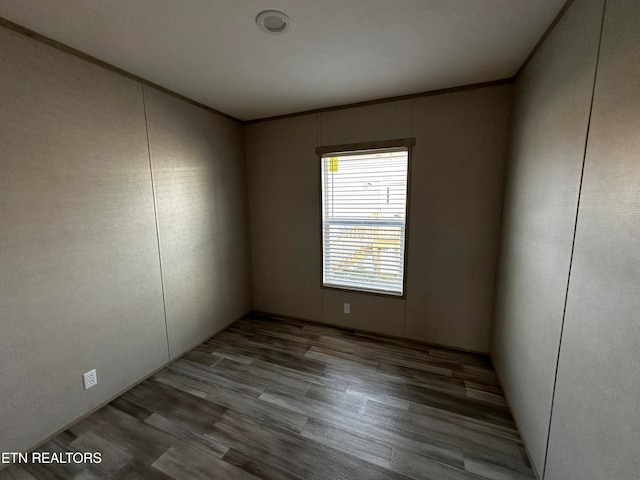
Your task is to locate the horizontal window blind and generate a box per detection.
[321,148,408,295]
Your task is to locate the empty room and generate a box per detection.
[0,0,638,479]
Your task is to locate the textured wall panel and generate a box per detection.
[490,0,604,475]
[319,100,412,146]
[545,2,640,478]
[245,114,322,321]
[322,289,404,337]
[405,85,512,353]
[247,93,510,347]
[0,27,168,452]
[144,87,252,359]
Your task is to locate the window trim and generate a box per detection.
[316,138,415,299]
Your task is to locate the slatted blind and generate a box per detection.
[321,148,408,295]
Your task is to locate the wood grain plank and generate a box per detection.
[1,314,533,479]
[152,443,259,480]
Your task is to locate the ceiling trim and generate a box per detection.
[2,0,570,127]
[248,0,574,126]
[515,0,575,77]
[0,16,242,124]
[245,78,515,125]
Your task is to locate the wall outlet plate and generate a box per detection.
[344,303,350,314]
[83,369,97,390]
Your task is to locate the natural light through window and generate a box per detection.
[321,148,409,296]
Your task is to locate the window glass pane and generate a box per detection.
[321,148,408,295]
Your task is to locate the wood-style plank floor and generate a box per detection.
[1,314,534,480]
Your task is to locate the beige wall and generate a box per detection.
[245,114,322,321]
[0,26,251,453]
[246,84,512,352]
[545,2,640,478]
[144,87,252,359]
[492,0,640,478]
[405,87,511,351]
[490,0,604,476]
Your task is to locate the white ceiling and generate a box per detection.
[0,0,566,121]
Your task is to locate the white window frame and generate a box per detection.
[316,138,414,297]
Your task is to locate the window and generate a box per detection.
[320,141,411,296]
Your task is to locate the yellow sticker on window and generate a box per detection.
[329,157,338,172]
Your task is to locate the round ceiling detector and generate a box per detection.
[256,10,291,34]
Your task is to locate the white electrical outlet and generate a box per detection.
[344,303,350,314]
[82,369,97,390]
